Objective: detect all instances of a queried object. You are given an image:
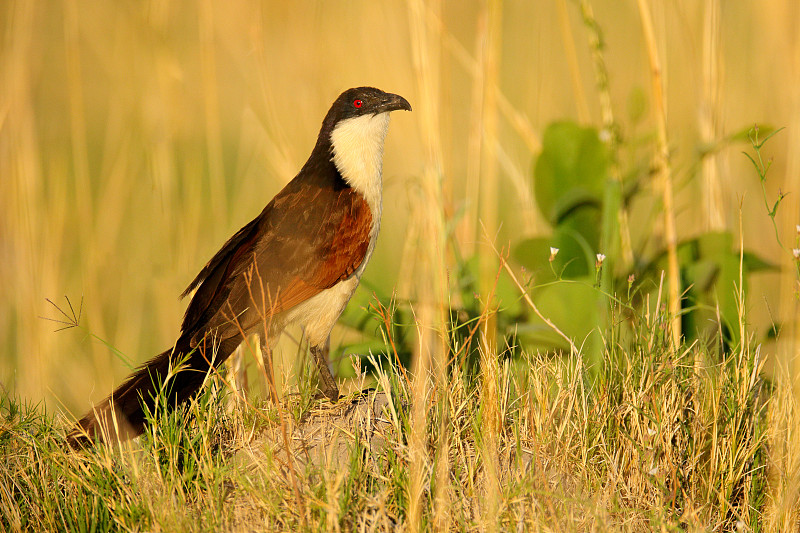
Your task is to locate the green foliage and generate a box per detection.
[533,121,608,229]
[513,118,778,355]
[337,284,417,373]
[518,278,599,350]
[447,255,525,371]
[514,122,609,356]
[638,231,777,344]
[341,252,527,378]
[742,125,800,292]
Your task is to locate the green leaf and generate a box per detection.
[557,207,601,276]
[513,205,600,281]
[521,278,600,352]
[685,259,718,292]
[742,251,778,272]
[534,122,609,224]
[697,231,733,260]
[513,237,555,281]
[757,126,785,148]
[551,190,603,224]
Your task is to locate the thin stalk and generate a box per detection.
[478,0,502,358]
[636,0,681,349]
[405,0,450,528]
[779,2,800,416]
[557,0,590,123]
[700,0,726,231]
[461,7,486,259]
[484,227,578,356]
[578,0,634,272]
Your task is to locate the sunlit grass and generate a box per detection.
[3,0,800,530]
[0,289,790,530]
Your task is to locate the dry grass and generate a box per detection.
[0,287,791,530]
[2,0,800,530]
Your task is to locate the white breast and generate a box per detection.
[330,112,390,222]
[285,276,360,347]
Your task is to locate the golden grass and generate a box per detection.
[0,287,791,529]
[635,0,681,348]
[2,0,800,528]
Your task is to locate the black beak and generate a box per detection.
[376,92,412,113]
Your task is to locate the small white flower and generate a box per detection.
[795,224,800,234]
[793,248,800,259]
[648,465,658,476]
[550,247,559,256]
[595,254,606,270]
[647,427,657,436]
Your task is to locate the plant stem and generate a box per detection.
[636,0,681,349]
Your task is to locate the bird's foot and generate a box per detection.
[312,385,341,404]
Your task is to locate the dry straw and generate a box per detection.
[636,0,681,348]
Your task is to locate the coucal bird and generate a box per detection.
[67,87,411,447]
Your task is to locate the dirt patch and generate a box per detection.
[234,390,400,476]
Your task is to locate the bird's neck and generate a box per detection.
[328,113,390,218]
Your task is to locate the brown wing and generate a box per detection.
[180,214,263,333]
[180,173,372,344]
[262,190,372,311]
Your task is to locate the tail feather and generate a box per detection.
[66,335,240,448]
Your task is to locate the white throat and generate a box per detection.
[330,112,390,218]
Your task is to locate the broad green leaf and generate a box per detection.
[513,237,555,281]
[522,278,600,352]
[534,122,609,224]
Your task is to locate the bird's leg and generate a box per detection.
[311,337,339,401]
[227,343,248,400]
[254,333,279,403]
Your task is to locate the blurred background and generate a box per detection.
[2,0,799,415]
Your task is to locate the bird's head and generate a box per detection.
[331,87,412,120]
[318,87,412,140]
[311,87,411,203]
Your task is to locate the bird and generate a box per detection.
[66,87,411,448]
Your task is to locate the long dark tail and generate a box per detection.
[66,334,240,448]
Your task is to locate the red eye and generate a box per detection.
[353,99,363,108]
